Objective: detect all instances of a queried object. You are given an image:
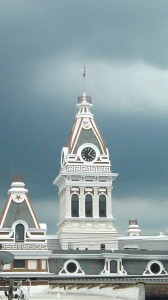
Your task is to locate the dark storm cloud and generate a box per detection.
[1,0,168,67]
[98,112,168,196]
[1,0,168,234]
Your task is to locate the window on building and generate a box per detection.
[110,260,118,273]
[41,260,47,270]
[13,260,25,269]
[150,262,161,274]
[66,262,77,273]
[3,263,11,270]
[99,194,106,217]
[71,194,79,217]
[28,260,37,270]
[15,223,25,242]
[85,194,93,217]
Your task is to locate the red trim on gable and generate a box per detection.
[67,118,83,153]
[26,195,40,229]
[0,195,11,227]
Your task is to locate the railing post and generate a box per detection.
[8,279,14,300]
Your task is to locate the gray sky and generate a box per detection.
[1,0,168,235]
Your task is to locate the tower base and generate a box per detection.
[57,218,118,250]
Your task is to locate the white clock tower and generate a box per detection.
[54,79,118,250]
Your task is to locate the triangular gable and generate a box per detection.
[67,117,107,155]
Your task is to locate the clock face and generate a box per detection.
[82,118,91,129]
[61,147,68,167]
[81,147,96,162]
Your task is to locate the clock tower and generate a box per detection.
[54,82,118,250]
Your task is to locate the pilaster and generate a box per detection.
[65,187,71,217]
[79,187,85,217]
[106,186,113,218]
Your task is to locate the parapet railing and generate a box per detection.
[1,243,48,250]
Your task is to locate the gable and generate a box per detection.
[3,200,37,228]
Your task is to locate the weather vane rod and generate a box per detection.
[82,64,86,92]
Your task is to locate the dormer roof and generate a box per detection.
[0,177,40,229]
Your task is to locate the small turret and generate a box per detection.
[127,219,141,236]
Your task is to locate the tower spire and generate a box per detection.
[54,71,119,250]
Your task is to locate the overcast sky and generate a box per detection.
[1,0,168,235]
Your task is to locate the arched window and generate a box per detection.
[15,224,25,242]
[85,194,93,217]
[71,194,79,217]
[99,194,106,217]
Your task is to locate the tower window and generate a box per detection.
[71,194,79,217]
[15,224,25,242]
[85,194,93,217]
[99,194,106,217]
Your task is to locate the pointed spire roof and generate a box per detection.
[66,67,107,156]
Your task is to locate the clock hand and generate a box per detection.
[88,151,95,159]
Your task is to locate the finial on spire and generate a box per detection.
[78,65,92,104]
[12,175,24,182]
[83,64,86,77]
[82,64,86,92]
